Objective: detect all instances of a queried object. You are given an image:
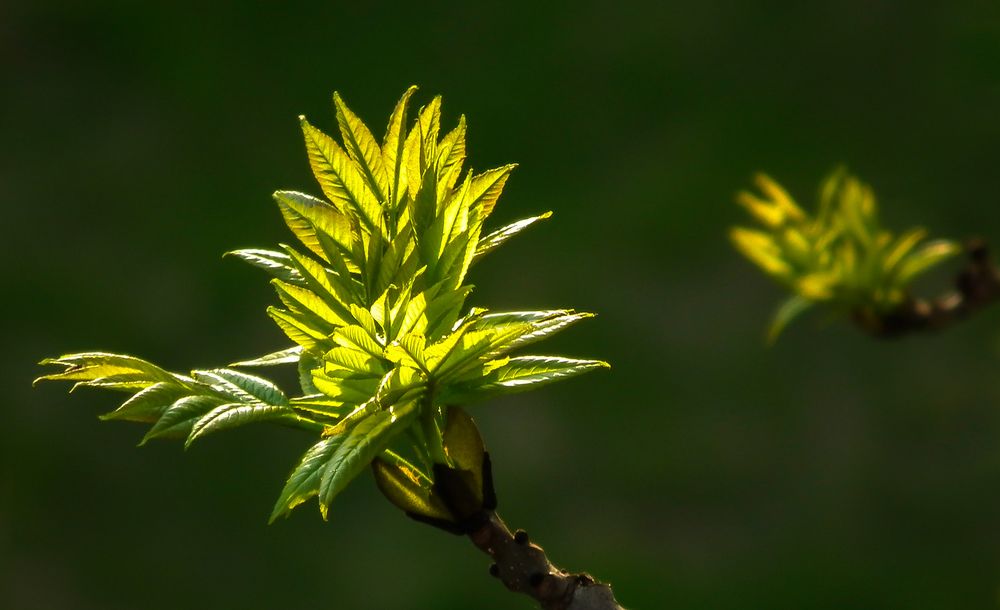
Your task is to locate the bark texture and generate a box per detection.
[468,512,625,610]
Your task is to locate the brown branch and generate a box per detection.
[855,238,1000,338]
[468,511,626,610]
[398,454,626,609]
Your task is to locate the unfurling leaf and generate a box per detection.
[442,407,486,502]
[372,455,452,522]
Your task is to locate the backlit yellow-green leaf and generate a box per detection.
[382,85,418,214]
[301,116,385,238]
[334,92,389,203]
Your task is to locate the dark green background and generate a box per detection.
[6,2,1000,608]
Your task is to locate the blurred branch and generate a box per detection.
[855,238,1000,337]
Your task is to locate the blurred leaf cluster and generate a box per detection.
[730,170,961,340]
[38,87,608,528]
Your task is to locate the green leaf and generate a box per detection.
[838,178,877,246]
[300,116,384,238]
[36,353,178,389]
[444,356,609,402]
[192,368,290,406]
[857,232,893,295]
[753,172,805,222]
[465,165,516,219]
[225,249,305,285]
[411,165,441,259]
[404,96,442,201]
[290,395,352,421]
[270,435,344,522]
[882,228,928,278]
[273,190,357,268]
[334,92,389,203]
[435,115,467,192]
[268,306,331,351]
[186,403,292,447]
[894,240,961,286]
[423,285,473,341]
[431,328,507,381]
[442,407,485,501]
[230,346,303,368]
[271,279,344,333]
[100,381,189,423]
[396,287,437,338]
[332,324,385,360]
[349,304,380,339]
[472,212,552,263]
[322,345,387,377]
[440,172,473,246]
[735,190,784,227]
[729,227,792,279]
[381,278,419,342]
[474,310,595,352]
[280,246,358,326]
[373,228,417,298]
[385,334,428,372]
[473,309,567,326]
[766,295,814,343]
[373,366,426,408]
[311,369,382,405]
[423,314,480,369]
[382,85,417,213]
[298,349,322,395]
[318,400,420,517]
[372,456,452,521]
[141,395,222,445]
[435,224,481,292]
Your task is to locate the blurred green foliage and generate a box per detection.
[731,170,960,340]
[8,2,1000,609]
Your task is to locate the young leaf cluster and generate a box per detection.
[729,170,960,340]
[38,87,608,524]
